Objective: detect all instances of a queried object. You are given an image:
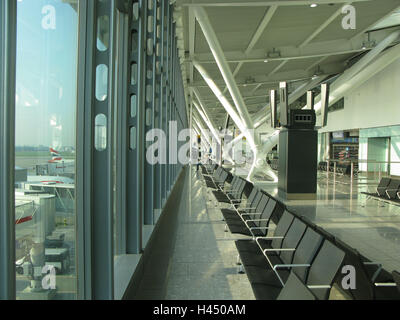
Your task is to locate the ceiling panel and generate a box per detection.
[278,57,322,73]
[253,4,342,50]
[311,0,400,43]
[237,61,282,79]
[195,7,268,53]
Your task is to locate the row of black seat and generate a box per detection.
[363,177,400,203]
[200,163,400,300]
[318,161,356,175]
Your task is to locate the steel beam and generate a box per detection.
[144,0,155,225]
[115,7,129,255]
[0,0,17,300]
[76,0,116,299]
[154,0,163,214]
[193,7,255,133]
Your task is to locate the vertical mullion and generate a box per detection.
[167,6,173,194]
[154,0,162,215]
[137,0,147,247]
[165,4,171,200]
[161,2,168,207]
[126,0,145,254]
[76,0,115,300]
[144,0,154,226]
[170,16,176,190]
[116,8,129,255]
[0,0,17,300]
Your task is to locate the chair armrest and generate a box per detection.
[307,285,331,289]
[374,283,397,287]
[256,236,284,240]
[385,189,399,199]
[363,262,382,266]
[264,248,295,254]
[273,264,310,271]
[243,212,262,216]
[246,219,270,223]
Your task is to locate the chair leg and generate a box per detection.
[224,224,228,232]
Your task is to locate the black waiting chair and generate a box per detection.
[249,240,345,300]
[241,218,308,285]
[235,210,295,267]
[221,188,261,221]
[276,272,317,300]
[384,179,400,200]
[227,195,281,238]
[238,222,323,287]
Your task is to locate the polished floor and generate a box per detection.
[165,168,255,300]
[258,172,400,273]
[163,167,352,300]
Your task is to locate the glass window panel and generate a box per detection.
[97,15,109,52]
[96,64,108,102]
[15,0,79,300]
[132,3,139,21]
[130,127,136,150]
[131,95,137,118]
[95,114,107,151]
[130,63,137,85]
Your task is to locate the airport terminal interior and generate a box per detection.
[1,0,400,301]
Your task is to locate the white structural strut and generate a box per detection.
[193,7,257,140]
[192,62,252,146]
[334,30,400,89]
[259,33,400,172]
[193,7,270,180]
[251,33,400,181]
[193,62,262,179]
[193,118,211,146]
[313,30,400,112]
[192,88,219,133]
[192,100,221,145]
[193,125,211,156]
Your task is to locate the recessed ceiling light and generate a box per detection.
[264,59,269,63]
[310,3,317,8]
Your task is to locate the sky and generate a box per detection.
[15,0,78,148]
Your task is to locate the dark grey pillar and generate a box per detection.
[278,128,318,199]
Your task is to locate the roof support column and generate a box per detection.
[193,7,265,179]
[193,7,256,136]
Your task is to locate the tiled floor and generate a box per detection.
[164,168,400,300]
[258,172,400,273]
[165,168,255,300]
